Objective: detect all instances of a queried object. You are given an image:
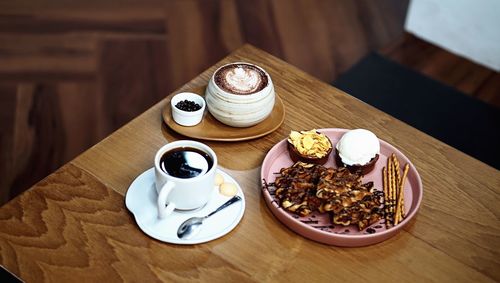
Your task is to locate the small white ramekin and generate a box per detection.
[170,92,206,126]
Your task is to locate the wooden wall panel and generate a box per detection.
[57,83,105,160]
[236,0,408,82]
[3,0,495,206]
[0,8,171,204]
[164,0,244,89]
[0,85,18,204]
[99,39,169,127]
[7,84,66,199]
[0,34,98,82]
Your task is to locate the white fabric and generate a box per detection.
[405,0,500,71]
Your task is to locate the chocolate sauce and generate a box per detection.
[366,228,376,234]
[301,220,319,224]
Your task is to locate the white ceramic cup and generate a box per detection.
[205,62,275,127]
[154,140,217,219]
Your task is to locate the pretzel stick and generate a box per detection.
[391,154,399,224]
[383,167,390,228]
[391,158,397,222]
[387,158,395,227]
[395,164,409,225]
[392,154,401,187]
[399,164,410,219]
[393,154,404,223]
[394,195,402,225]
[386,159,391,227]
[387,158,392,227]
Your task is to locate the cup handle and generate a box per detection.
[157,181,176,219]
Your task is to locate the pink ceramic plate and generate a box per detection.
[261,128,423,247]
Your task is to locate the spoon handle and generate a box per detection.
[206,195,241,218]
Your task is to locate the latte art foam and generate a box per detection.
[214,63,268,95]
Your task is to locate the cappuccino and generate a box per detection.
[214,63,268,95]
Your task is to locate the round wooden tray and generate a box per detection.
[163,86,285,141]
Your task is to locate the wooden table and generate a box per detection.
[0,45,498,282]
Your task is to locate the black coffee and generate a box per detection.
[160,147,213,179]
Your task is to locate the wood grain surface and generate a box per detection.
[1,45,498,282]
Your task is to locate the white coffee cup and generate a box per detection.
[154,140,218,219]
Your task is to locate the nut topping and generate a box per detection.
[288,130,332,158]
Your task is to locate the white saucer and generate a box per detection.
[125,168,245,244]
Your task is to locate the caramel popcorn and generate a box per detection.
[288,130,332,158]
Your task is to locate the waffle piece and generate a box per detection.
[272,162,383,230]
[274,162,326,216]
[317,171,383,230]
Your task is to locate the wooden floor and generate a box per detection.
[382,34,500,108]
[0,0,498,205]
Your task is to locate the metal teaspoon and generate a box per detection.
[177,195,242,239]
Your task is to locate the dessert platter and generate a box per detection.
[261,128,423,247]
[163,62,285,141]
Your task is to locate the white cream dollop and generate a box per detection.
[224,67,262,93]
[336,129,380,166]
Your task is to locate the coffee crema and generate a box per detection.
[214,63,268,95]
[160,147,213,179]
